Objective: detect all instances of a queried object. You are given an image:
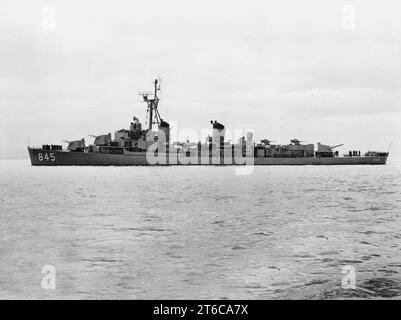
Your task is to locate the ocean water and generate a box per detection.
[1,158,401,299]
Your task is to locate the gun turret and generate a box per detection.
[64,138,85,152]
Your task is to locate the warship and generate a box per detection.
[28,79,389,166]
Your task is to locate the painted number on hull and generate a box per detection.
[38,153,56,162]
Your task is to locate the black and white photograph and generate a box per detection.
[1,0,400,307]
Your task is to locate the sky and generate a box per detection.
[0,0,400,159]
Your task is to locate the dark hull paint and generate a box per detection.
[28,147,388,166]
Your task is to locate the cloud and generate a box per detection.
[1,0,401,158]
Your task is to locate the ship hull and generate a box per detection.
[28,147,388,166]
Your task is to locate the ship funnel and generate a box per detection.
[158,120,170,146]
[211,120,225,147]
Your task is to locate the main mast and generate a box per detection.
[139,78,162,130]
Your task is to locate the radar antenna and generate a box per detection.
[138,78,162,130]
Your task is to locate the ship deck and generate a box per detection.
[28,147,388,166]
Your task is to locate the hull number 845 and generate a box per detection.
[38,153,56,162]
